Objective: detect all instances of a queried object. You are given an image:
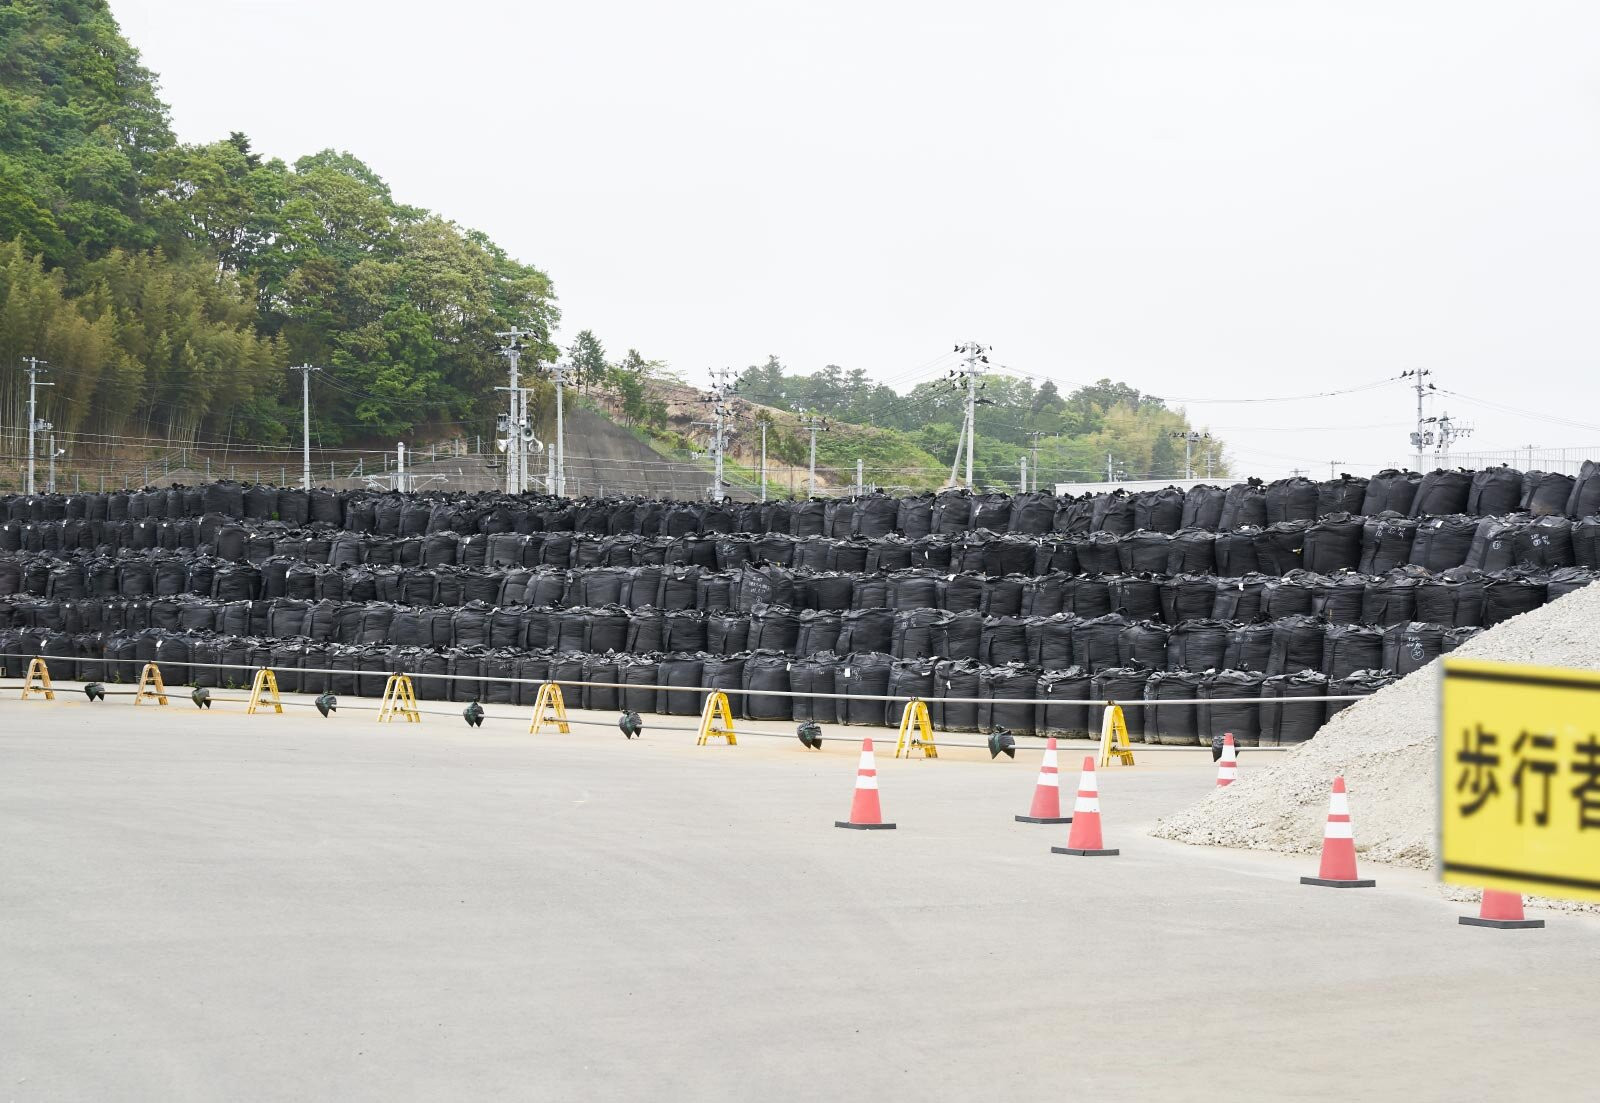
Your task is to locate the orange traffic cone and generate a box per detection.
[1216,733,1238,786]
[1016,737,1073,824]
[1051,756,1118,856]
[835,736,896,830]
[1460,889,1544,929]
[1300,776,1375,887]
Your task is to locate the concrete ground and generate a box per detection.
[2,688,1595,1102]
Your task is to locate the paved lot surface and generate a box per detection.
[3,690,1597,1101]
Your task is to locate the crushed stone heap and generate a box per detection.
[1151,582,1600,868]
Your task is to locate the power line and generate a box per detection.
[1156,375,1403,405]
[1202,421,1410,432]
[1435,387,1600,435]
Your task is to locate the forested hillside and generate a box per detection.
[0,0,557,452]
[735,357,1227,488]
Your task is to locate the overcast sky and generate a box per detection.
[114,0,1600,480]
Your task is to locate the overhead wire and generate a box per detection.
[1155,375,1404,405]
[1433,387,1600,436]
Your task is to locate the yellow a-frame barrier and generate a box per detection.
[695,690,737,745]
[246,669,283,715]
[134,663,169,706]
[1097,702,1136,767]
[893,698,939,759]
[20,658,54,700]
[377,673,420,723]
[529,682,571,735]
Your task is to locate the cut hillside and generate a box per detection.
[1151,583,1600,869]
[582,377,945,494]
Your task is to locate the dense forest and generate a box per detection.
[0,0,557,452]
[735,357,1227,488]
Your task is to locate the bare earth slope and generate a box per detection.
[1151,583,1600,869]
[559,407,716,500]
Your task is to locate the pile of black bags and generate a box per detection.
[2,465,1594,749]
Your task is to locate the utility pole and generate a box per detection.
[1329,460,1343,480]
[48,432,58,493]
[1170,429,1209,480]
[492,326,537,496]
[1401,368,1435,471]
[700,368,735,502]
[951,341,991,487]
[855,458,864,497]
[798,411,828,498]
[550,359,567,497]
[759,420,768,502]
[1019,455,1027,494]
[1026,430,1045,492]
[289,364,319,489]
[948,409,968,487]
[1432,412,1471,467]
[495,330,533,495]
[1106,451,1114,484]
[22,356,50,496]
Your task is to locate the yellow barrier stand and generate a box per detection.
[20,658,54,700]
[529,682,571,735]
[133,663,169,706]
[695,690,737,745]
[377,673,421,723]
[1097,703,1136,767]
[245,669,283,715]
[893,698,939,759]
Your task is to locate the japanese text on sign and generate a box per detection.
[1440,658,1600,903]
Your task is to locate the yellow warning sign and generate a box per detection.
[1441,657,1600,903]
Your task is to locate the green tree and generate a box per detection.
[608,348,668,428]
[143,134,287,274]
[567,329,606,394]
[0,0,172,264]
[0,0,563,452]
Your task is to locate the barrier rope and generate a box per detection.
[0,651,1364,709]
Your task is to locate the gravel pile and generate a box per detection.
[1151,582,1600,869]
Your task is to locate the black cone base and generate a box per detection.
[1300,876,1377,888]
[835,821,897,830]
[1459,916,1544,929]
[1052,846,1119,856]
[1015,815,1073,824]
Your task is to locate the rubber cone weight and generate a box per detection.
[835,821,897,831]
[1299,876,1377,888]
[1052,845,1120,857]
[1459,914,1544,929]
[1016,814,1073,825]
